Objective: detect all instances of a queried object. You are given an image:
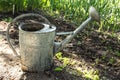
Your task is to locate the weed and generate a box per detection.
[115,51,120,57]
[55,52,70,68]
[95,58,100,64]
[108,57,115,64]
[2,17,13,22]
[83,69,99,80]
[54,67,63,71]
[101,54,107,60]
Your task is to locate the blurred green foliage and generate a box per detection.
[0,0,120,32]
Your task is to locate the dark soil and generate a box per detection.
[0,11,120,80]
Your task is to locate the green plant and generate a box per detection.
[55,52,70,68]
[108,57,115,64]
[95,58,100,64]
[2,17,13,22]
[115,51,120,57]
[0,0,14,12]
[0,0,119,32]
[26,0,41,10]
[55,52,63,61]
[47,0,120,32]
[83,69,100,80]
[101,54,107,60]
[14,0,26,12]
[54,67,63,71]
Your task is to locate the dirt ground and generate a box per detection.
[0,12,120,80]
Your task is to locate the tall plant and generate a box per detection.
[0,0,14,12]
[0,0,119,32]
[47,0,120,32]
[26,0,40,10]
[14,0,26,12]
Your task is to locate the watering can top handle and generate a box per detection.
[6,13,51,57]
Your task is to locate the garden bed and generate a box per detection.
[0,12,120,80]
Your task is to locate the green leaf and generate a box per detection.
[54,67,63,71]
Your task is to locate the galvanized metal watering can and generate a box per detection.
[6,6,100,72]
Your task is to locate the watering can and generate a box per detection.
[6,6,100,72]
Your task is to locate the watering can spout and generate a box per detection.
[54,6,100,53]
[89,6,100,23]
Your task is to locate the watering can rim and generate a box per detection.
[19,22,56,34]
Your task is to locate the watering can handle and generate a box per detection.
[6,13,51,57]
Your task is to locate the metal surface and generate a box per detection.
[19,23,56,72]
[56,31,73,35]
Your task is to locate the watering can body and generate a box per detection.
[19,23,56,72]
[6,6,99,72]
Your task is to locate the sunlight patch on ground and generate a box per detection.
[55,52,100,80]
[0,53,23,80]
